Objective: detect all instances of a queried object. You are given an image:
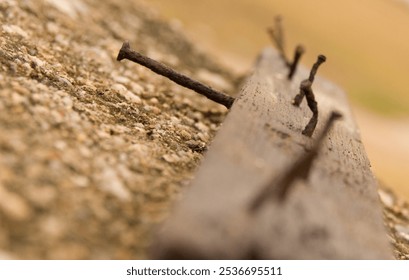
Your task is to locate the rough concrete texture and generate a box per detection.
[0,0,235,259]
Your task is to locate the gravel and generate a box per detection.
[379,186,409,259]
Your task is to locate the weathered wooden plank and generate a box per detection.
[150,48,393,259]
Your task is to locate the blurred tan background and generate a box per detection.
[144,0,409,199]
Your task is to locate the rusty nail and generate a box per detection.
[267,15,290,67]
[292,55,326,136]
[287,45,305,80]
[117,41,235,109]
[308,54,326,83]
[300,80,318,136]
[293,55,326,106]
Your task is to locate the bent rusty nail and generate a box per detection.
[292,54,326,106]
[301,80,318,136]
[308,54,326,83]
[292,55,326,136]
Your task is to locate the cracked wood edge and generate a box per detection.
[150,48,393,259]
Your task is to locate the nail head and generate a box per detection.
[296,45,305,54]
[318,55,326,62]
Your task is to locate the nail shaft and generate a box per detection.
[117,42,235,109]
[292,55,326,136]
[248,111,342,213]
[287,45,305,80]
[267,16,290,67]
[293,55,326,106]
[308,55,326,83]
[301,81,318,137]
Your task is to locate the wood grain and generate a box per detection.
[150,48,393,259]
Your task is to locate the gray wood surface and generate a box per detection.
[150,48,393,259]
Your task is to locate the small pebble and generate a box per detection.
[72,175,89,188]
[2,24,28,38]
[179,130,191,141]
[98,167,131,202]
[113,75,130,85]
[30,56,45,68]
[130,82,144,94]
[150,97,159,104]
[113,84,142,104]
[194,121,209,133]
[46,22,59,34]
[162,154,180,163]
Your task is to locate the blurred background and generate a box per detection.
[144,0,409,199]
